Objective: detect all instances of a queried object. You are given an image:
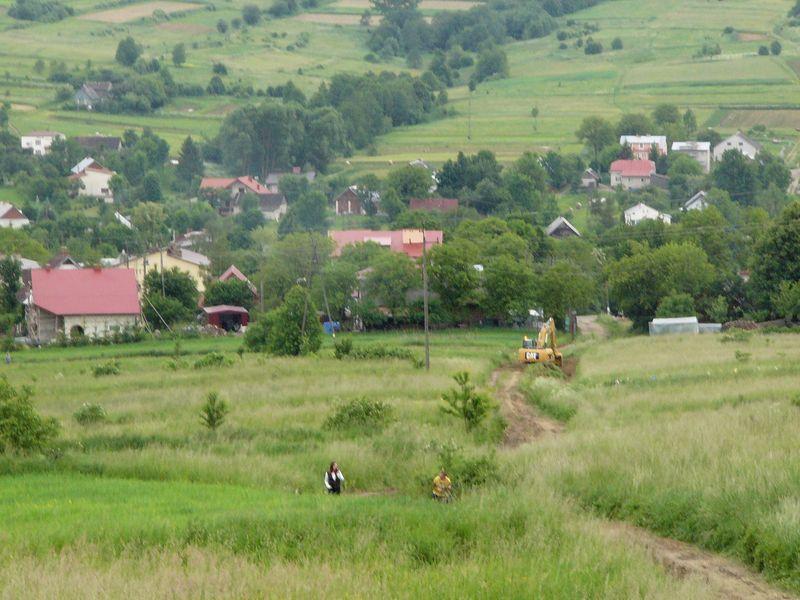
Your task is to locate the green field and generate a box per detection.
[2,0,800,168]
[1,327,799,597]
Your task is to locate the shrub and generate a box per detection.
[734,350,751,363]
[323,397,394,434]
[193,352,233,369]
[611,37,623,50]
[333,336,353,359]
[584,39,603,54]
[758,45,770,56]
[723,25,734,34]
[73,403,107,425]
[200,391,229,431]
[242,4,261,24]
[435,443,499,494]
[441,372,493,431]
[212,62,228,75]
[0,378,59,453]
[92,360,120,377]
[771,40,782,55]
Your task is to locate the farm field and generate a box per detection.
[1,327,799,597]
[1,0,800,167]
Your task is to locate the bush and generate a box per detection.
[212,62,228,75]
[193,352,233,369]
[8,0,73,22]
[611,37,623,50]
[723,25,734,34]
[771,40,782,55]
[200,391,229,431]
[242,4,261,24]
[441,372,493,431]
[333,340,423,368]
[73,403,107,425]
[758,45,770,56]
[435,443,499,494]
[323,397,394,434]
[92,360,120,377]
[333,336,353,359]
[0,378,59,453]
[584,39,603,54]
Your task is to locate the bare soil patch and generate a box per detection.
[10,103,35,112]
[719,109,800,130]
[79,2,202,23]
[603,523,796,600]
[737,32,769,42]
[294,12,373,24]
[491,367,563,447]
[334,0,478,8]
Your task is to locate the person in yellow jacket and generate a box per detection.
[432,469,452,501]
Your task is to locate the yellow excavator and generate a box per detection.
[518,318,562,367]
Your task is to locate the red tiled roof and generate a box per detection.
[610,159,656,177]
[200,176,270,196]
[31,268,140,316]
[328,230,444,259]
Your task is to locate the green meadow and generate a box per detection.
[2,0,799,166]
[0,327,799,596]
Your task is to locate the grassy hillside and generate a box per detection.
[2,0,799,168]
[1,327,799,596]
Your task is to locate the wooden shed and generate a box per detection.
[203,305,249,331]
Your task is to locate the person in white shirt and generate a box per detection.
[324,461,344,494]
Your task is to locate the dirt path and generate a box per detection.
[576,314,607,338]
[604,523,796,600]
[491,366,563,447]
[491,366,797,600]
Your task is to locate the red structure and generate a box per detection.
[202,305,249,331]
[328,229,443,259]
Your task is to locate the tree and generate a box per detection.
[0,378,59,453]
[386,165,431,200]
[758,45,770,56]
[652,103,680,126]
[771,40,782,56]
[482,254,536,323]
[773,281,800,322]
[682,109,697,132]
[365,252,419,317]
[750,202,800,312]
[216,19,228,33]
[242,4,261,25]
[607,242,715,330]
[616,113,653,137]
[440,372,492,431]
[140,171,162,201]
[611,37,623,50]
[536,261,596,327]
[656,292,696,317]
[204,279,255,310]
[115,36,142,67]
[584,39,603,55]
[142,267,198,327]
[131,202,168,247]
[474,46,509,82]
[207,75,226,95]
[0,104,7,130]
[576,116,615,167]
[428,240,480,322]
[530,106,539,131]
[278,190,329,236]
[176,136,204,185]
[172,43,186,67]
[266,285,322,355]
[0,256,21,317]
[380,188,405,221]
[713,149,758,204]
[200,391,229,431]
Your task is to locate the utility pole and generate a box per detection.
[421,228,430,371]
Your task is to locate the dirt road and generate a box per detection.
[490,366,562,447]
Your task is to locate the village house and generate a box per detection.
[409,198,459,213]
[684,190,709,211]
[1,254,39,271]
[69,157,116,203]
[619,135,667,160]
[264,168,316,193]
[199,176,287,221]
[329,229,444,259]
[21,131,64,156]
[46,251,81,269]
[0,203,30,229]
[713,131,762,161]
[121,245,210,293]
[671,141,711,173]
[74,82,113,111]
[610,159,656,190]
[218,264,258,298]
[74,135,123,153]
[25,268,140,344]
[624,202,672,226]
[333,186,381,216]
[580,168,600,189]
[546,216,581,239]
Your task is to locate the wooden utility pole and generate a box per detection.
[421,229,430,371]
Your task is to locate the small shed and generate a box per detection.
[203,305,249,331]
[649,316,699,336]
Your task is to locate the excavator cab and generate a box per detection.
[518,318,563,368]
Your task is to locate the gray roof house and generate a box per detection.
[713,131,762,161]
[684,191,709,211]
[75,82,113,111]
[546,216,581,238]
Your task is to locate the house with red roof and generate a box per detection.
[25,268,141,343]
[200,176,287,220]
[610,159,656,190]
[329,229,443,259]
[219,264,258,297]
[0,203,30,229]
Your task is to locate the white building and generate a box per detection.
[624,202,671,226]
[683,191,709,211]
[671,141,712,173]
[69,158,115,203]
[0,203,30,229]
[21,131,64,156]
[619,135,668,160]
[713,131,762,161]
